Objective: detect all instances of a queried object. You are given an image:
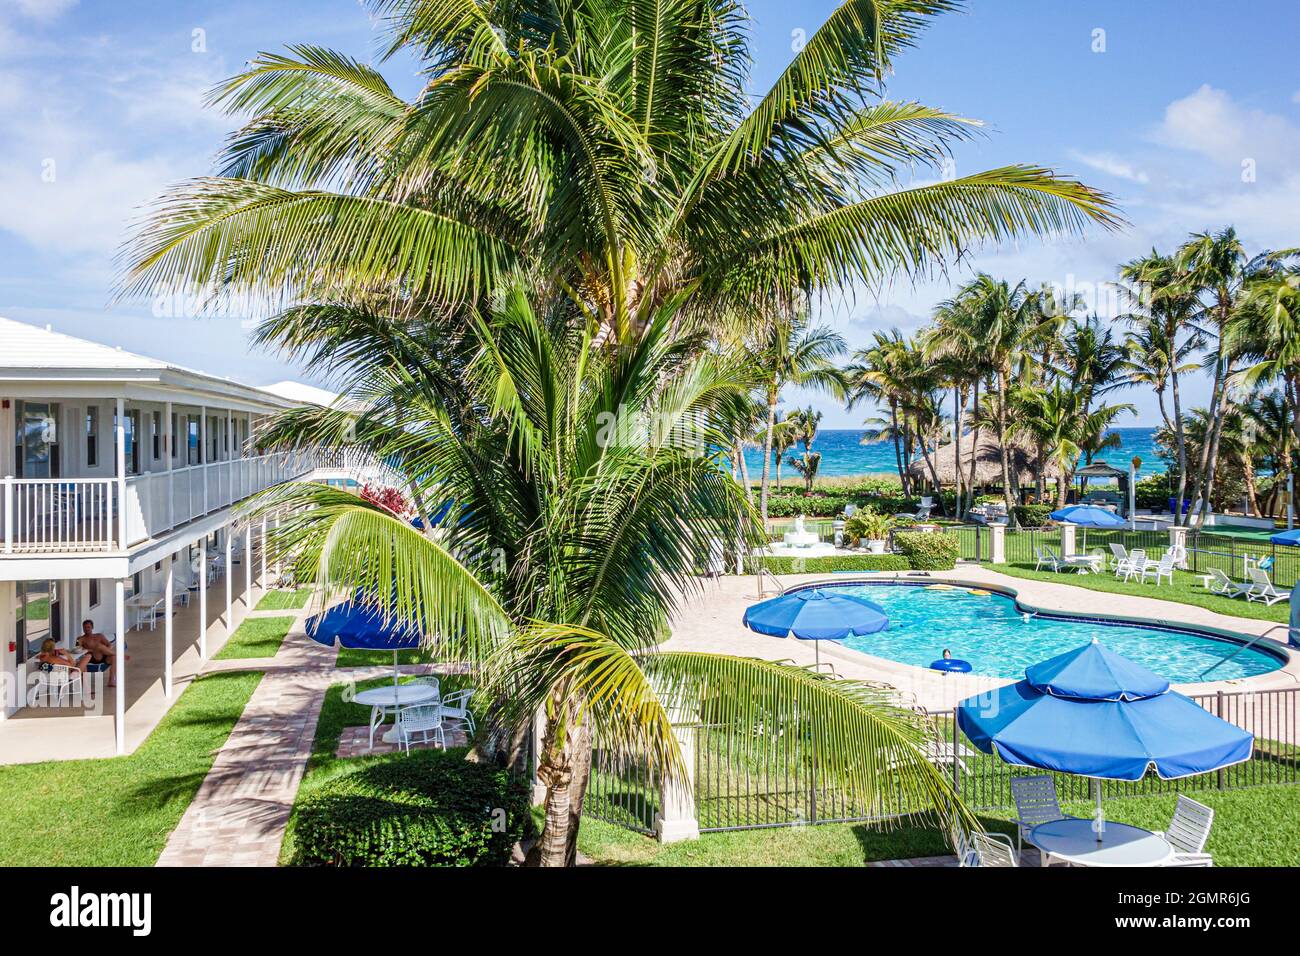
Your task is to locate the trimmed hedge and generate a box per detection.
[1012,504,1054,528]
[893,531,960,571]
[291,748,528,867]
[760,554,909,574]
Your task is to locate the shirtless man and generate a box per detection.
[76,620,119,688]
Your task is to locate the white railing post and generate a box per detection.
[200,406,208,514]
[165,400,174,530]
[3,475,11,553]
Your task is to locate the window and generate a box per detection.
[187,415,200,465]
[89,579,100,609]
[171,413,180,461]
[86,406,98,468]
[151,411,162,460]
[16,580,61,664]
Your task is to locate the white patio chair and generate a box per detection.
[396,704,446,752]
[948,819,978,867]
[410,675,440,695]
[1010,775,1080,865]
[1108,542,1129,569]
[971,830,1019,867]
[439,689,477,735]
[1245,567,1287,606]
[1116,548,1147,582]
[28,664,83,707]
[1034,546,1062,573]
[1155,795,1214,867]
[1141,551,1176,587]
[1199,567,1251,598]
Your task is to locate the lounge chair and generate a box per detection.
[971,830,1019,867]
[1245,567,1287,606]
[948,819,978,867]
[1034,546,1063,573]
[1155,795,1214,867]
[1108,542,1129,569]
[1199,567,1251,598]
[1010,775,1080,865]
[1116,548,1147,582]
[1141,551,1176,587]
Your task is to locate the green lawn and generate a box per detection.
[575,784,1300,866]
[992,562,1289,624]
[213,615,296,660]
[279,671,476,863]
[0,671,262,866]
[335,646,437,668]
[255,587,313,611]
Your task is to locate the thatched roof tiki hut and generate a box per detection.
[906,432,1065,499]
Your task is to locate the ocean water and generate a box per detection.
[744,426,1162,481]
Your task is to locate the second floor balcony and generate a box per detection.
[1,450,316,555]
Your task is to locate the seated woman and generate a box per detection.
[34,638,76,672]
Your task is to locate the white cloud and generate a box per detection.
[1068,149,1149,184]
[2,0,77,22]
[1153,84,1300,170]
[1292,90,1300,105]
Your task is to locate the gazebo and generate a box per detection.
[1074,460,1130,512]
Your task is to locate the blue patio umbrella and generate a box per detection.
[958,640,1253,833]
[743,587,888,669]
[306,594,423,687]
[1050,504,1127,552]
[1270,527,1300,546]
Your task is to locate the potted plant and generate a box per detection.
[845,511,894,554]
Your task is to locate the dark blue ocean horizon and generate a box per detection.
[742,426,1164,481]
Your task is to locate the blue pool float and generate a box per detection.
[930,658,972,673]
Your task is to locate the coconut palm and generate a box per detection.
[119,0,1119,351]
[750,314,846,520]
[785,405,826,493]
[251,284,965,866]
[847,329,918,495]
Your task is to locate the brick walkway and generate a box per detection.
[156,600,441,867]
[870,849,1042,867]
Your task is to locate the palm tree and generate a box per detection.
[252,284,964,865]
[847,329,917,495]
[1123,322,1199,434]
[120,0,1119,352]
[1119,251,1202,524]
[751,314,846,520]
[786,406,826,493]
[928,275,1051,523]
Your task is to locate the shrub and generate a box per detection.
[291,748,528,867]
[1013,504,1054,528]
[844,510,893,543]
[893,531,960,570]
[759,554,909,574]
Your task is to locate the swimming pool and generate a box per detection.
[818,582,1284,682]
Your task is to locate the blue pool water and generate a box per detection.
[824,583,1283,682]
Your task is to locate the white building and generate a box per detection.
[0,317,326,758]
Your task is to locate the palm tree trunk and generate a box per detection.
[996,370,1017,523]
[889,399,906,495]
[966,380,981,515]
[736,442,753,503]
[953,386,964,519]
[1198,361,1235,522]
[531,695,594,867]
[1170,354,1189,526]
[1188,355,1225,520]
[760,399,776,522]
[1243,453,1260,516]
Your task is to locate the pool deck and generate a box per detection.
[666,565,1300,715]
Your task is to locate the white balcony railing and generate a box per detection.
[1,451,316,555]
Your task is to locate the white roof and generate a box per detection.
[0,315,297,410]
[0,316,168,370]
[259,380,349,407]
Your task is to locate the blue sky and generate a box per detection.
[1,0,1297,425]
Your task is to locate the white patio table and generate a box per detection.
[353,683,439,748]
[1030,818,1174,867]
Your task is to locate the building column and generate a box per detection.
[655,722,700,844]
[163,553,174,697]
[164,400,174,528]
[198,540,208,659]
[225,528,233,632]
[260,519,268,586]
[1169,525,1189,570]
[114,578,126,755]
[1060,523,1077,558]
[245,525,252,606]
[199,405,208,512]
[115,398,127,549]
[989,523,1007,565]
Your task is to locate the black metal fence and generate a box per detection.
[949,524,990,562]
[1187,530,1300,589]
[586,686,1300,834]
